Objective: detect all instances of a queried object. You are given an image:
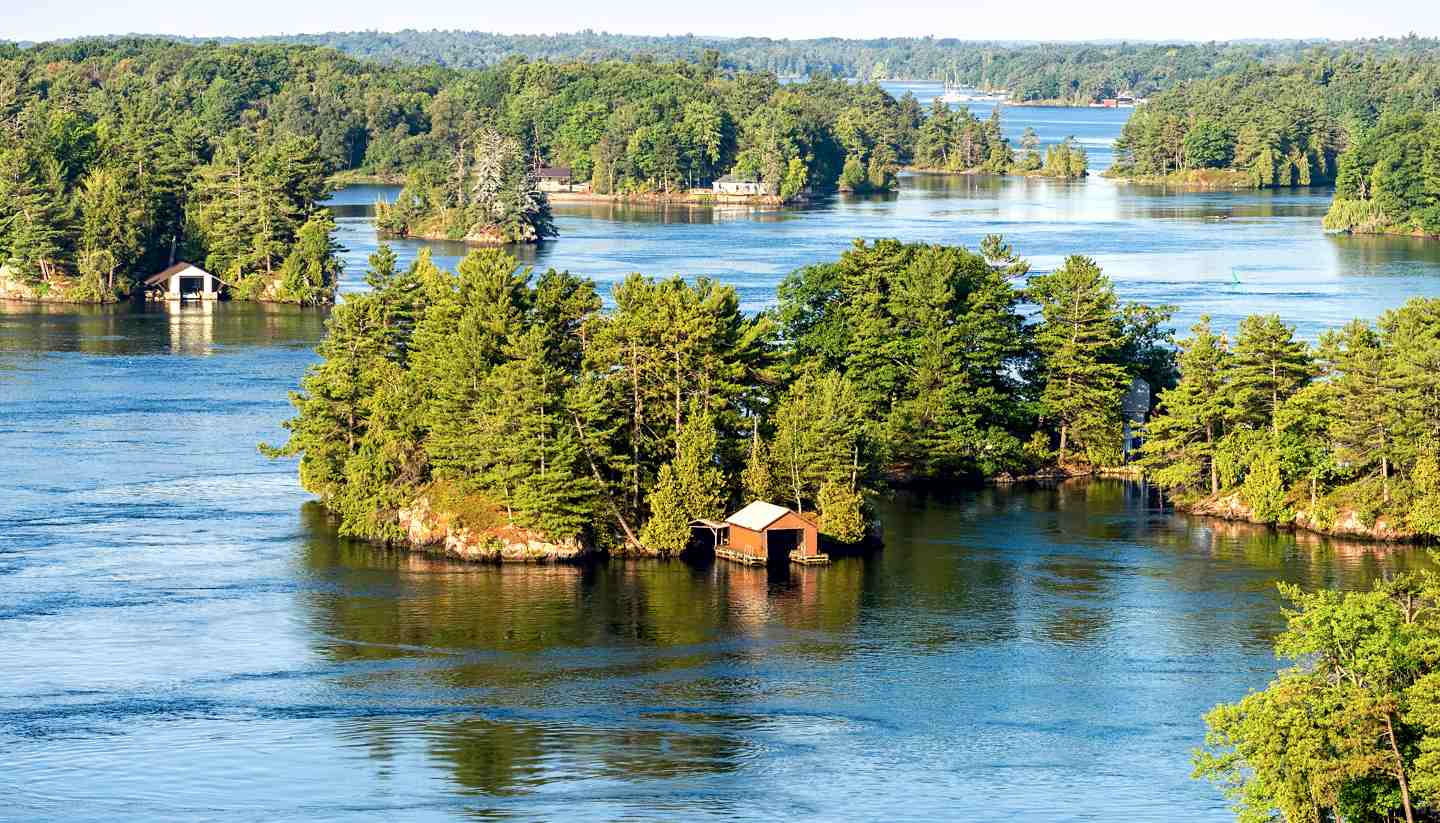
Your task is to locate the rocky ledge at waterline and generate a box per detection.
[396,496,593,563]
[1178,491,1429,544]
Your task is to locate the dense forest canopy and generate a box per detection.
[141,31,1440,104]
[0,37,957,298]
[1139,300,1440,540]
[268,238,1174,551]
[1111,49,1440,192]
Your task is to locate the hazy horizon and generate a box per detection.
[7,0,1435,46]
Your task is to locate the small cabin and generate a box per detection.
[712,173,764,196]
[1120,376,1152,462]
[693,501,826,565]
[536,166,574,192]
[144,262,225,301]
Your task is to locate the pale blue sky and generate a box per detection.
[6,0,1434,44]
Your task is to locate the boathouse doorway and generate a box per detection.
[765,528,804,564]
[179,275,207,298]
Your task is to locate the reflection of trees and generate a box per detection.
[1330,233,1440,273]
[296,503,857,798]
[0,299,327,356]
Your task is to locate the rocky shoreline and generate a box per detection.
[397,496,593,563]
[548,190,790,207]
[1176,491,1426,544]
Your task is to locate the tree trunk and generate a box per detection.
[572,412,639,546]
[1206,422,1218,495]
[1383,456,1391,503]
[1058,423,1069,467]
[1384,712,1415,823]
[630,344,642,512]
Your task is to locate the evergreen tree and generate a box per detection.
[1029,255,1128,466]
[817,479,866,544]
[1322,319,1401,501]
[1227,314,1313,433]
[276,212,343,305]
[741,423,782,503]
[1139,316,1230,494]
[639,401,726,553]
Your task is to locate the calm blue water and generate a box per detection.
[331,173,1440,340]
[5,105,1440,821]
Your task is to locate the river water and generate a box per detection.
[4,99,1440,821]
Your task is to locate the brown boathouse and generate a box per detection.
[692,501,828,566]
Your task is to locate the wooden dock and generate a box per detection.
[715,547,766,566]
[714,547,831,566]
[789,550,831,565]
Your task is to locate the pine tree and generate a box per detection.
[0,147,69,285]
[741,423,781,503]
[1382,299,1440,473]
[1228,314,1313,433]
[771,373,866,512]
[1030,255,1128,466]
[264,291,392,504]
[277,212,343,305]
[818,479,866,543]
[1139,316,1230,494]
[639,400,726,553]
[1322,319,1400,501]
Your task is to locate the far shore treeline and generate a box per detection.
[134,31,1440,106]
[1108,48,1440,238]
[0,38,1092,304]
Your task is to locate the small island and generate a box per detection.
[269,235,1190,562]
[374,128,557,245]
[908,102,1088,179]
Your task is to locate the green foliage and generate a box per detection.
[912,100,1011,173]
[1195,573,1440,823]
[771,372,868,512]
[271,238,1181,549]
[639,401,727,554]
[1241,451,1291,525]
[1111,62,1347,187]
[1411,454,1440,538]
[1227,314,1313,432]
[1182,121,1235,169]
[741,427,783,504]
[274,213,343,305]
[1039,137,1088,179]
[817,480,866,544]
[258,31,1415,105]
[1029,255,1130,466]
[376,128,556,244]
[1325,112,1440,236]
[1142,298,1440,539]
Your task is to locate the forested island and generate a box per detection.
[270,231,1440,561]
[265,237,1175,560]
[1108,48,1440,222]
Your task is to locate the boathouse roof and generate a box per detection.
[716,172,760,184]
[143,261,213,287]
[725,501,792,532]
[537,166,572,178]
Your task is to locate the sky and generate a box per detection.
[6,0,1435,44]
